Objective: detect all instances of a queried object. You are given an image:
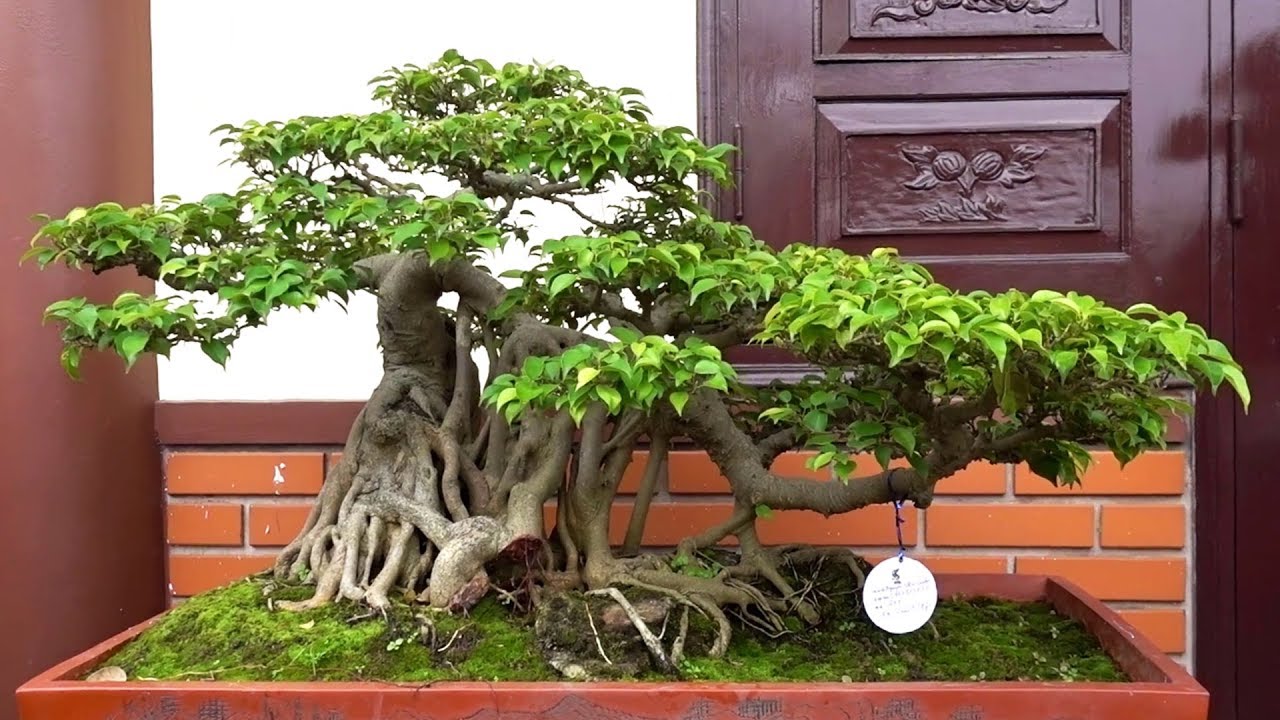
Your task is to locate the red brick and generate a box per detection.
[861,554,1007,575]
[166,503,243,546]
[167,452,325,495]
[1101,505,1186,549]
[669,450,856,495]
[1016,557,1185,601]
[617,451,655,494]
[922,555,1009,575]
[168,554,273,596]
[934,462,1007,495]
[756,504,918,547]
[769,452,831,481]
[1014,451,1185,496]
[1120,609,1187,654]
[544,500,917,548]
[248,503,314,547]
[667,451,729,493]
[926,505,1094,548]
[611,501,737,546]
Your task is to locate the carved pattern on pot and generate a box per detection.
[871,0,1070,25]
[898,144,1046,224]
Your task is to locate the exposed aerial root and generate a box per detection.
[588,588,677,674]
[776,545,869,591]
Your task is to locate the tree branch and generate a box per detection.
[756,428,798,464]
[980,424,1057,453]
[622,433,668,556]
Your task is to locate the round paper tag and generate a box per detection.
[862,556,937,634]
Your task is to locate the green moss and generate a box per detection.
[102,577,1123,683]
[108,578,553,682]
[679,597,1124,683]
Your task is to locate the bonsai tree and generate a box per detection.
[25,52,1247,662]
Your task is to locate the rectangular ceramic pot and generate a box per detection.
[16,574,1208,720]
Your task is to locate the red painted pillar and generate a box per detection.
[0,2,164,719]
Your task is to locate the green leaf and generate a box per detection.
[265,277,291,303]
[391,221,427,244]
[60,346,82,380]
[70,306,98,333]
[1052,350,1079,381]
[754,504,774,520]
[690,278,718,304]
[885,331,917,367]
[495,387,520,408]
[1222,365,1251,410]
[1087,345,1110,369]
[977,332,1008,369]
[1159,331,1193,367]
[201,340,230,367]
[669,391,690,416]
[1127,302,1161,317]
[918,319,952,336]
[932,307,962,329]
[758,407,793,423]
[874,445,893,471]
[596,385,622,413]
[890,426,917,455]
[1103,329,1128,353]
[114,331,149,367]
[851,420,885,440]
[986,321,1024,348]
[576,366,600,389]
[927,336,956,362]
[548,273,579,298]
[693,359,721,376]
[611,327,641,344]
[809,451,837,471]
[158,259,187,277]
[870,297,899,320]
[522,355,547,378]
[803,410,829,433]
[1026,450,1062,486]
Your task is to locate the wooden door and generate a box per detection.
[699,2,1255,718]
[1229,1,1280,718]
[701,0,1212,320]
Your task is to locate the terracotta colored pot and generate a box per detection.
[16,574,1207,720]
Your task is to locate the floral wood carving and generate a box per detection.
[899,144,1046,223]
[872,0,1070,25]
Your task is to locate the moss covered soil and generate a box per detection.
[100,576,1124,683]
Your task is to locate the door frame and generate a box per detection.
[695,2,1240,716]
[1197,0,1237,716]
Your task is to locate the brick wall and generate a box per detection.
[163,442,1193,663]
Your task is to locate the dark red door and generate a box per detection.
[699,2,1268,719]
[1229,1,1280,718]
[703,0,1212,319]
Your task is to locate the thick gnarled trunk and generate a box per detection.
[266,252,944,666]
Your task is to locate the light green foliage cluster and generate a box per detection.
[748,247,1247,485]
[25,50,1249,491]
[25,50,729,376]
[498,221,781,327]
[484,331,734,424]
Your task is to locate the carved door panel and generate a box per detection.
[703,0,1212,320]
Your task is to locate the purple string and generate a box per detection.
[888,473,906,562]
